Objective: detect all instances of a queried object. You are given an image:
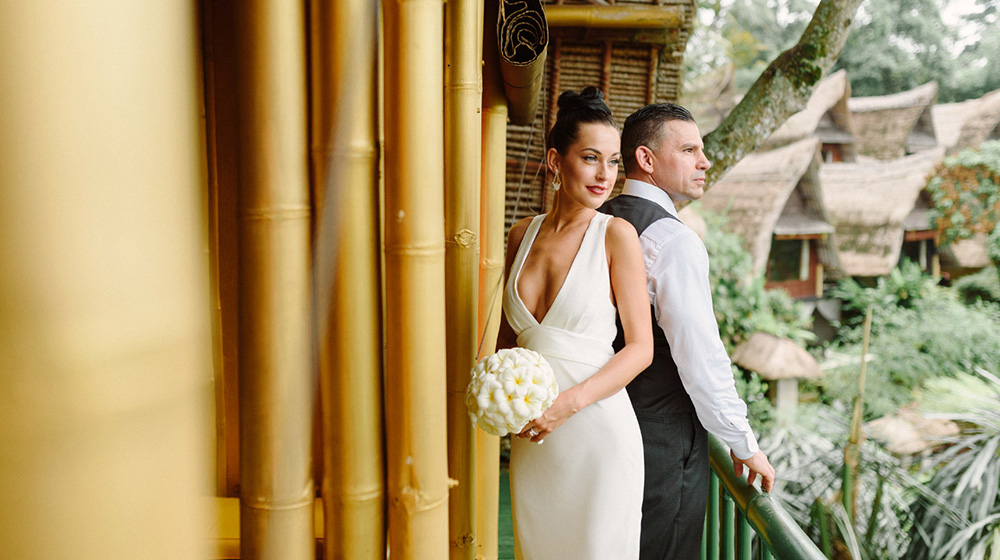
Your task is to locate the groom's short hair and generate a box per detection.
[621,103,695,176]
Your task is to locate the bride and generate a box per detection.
[497,87,653,559]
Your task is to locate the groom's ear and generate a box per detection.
[635,146,655,174]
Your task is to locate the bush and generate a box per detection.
[813,262,1000,420]
[954,266,1000,306]
[927,140,1000,249]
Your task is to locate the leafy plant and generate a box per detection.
[761,403,919,559]
[927,140,1000,257]
[905,369,1000,560]
[815,262,1000,419]
[954,266,1000,306]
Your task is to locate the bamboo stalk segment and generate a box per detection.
[498,0,548,125]
[234,2,314,558]
[0,3,208,558]
[202,0,244,499]
[445,0,485,557]
[475,1,508,556]
[309,1,386,559]
[544,4,683,29]
[383,0,452,556]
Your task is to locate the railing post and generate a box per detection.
[708,472,720,560]
[738,510,753,560]
[707,435,827,560]
[722,493,735,560]
[702,516,709,560]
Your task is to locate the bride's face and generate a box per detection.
[550,122,621,209]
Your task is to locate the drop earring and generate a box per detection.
[551,171,561,191]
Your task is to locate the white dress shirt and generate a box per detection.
[621,179,760,459]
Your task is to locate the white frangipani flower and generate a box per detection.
[466,347,558,436]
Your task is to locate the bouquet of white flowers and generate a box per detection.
[466,347,559,437]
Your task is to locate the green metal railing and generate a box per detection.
[702,435,826,560]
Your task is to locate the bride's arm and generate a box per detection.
[525,217,653,440]
[495,218,531,351]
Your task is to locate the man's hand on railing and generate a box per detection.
[730,449,775,493]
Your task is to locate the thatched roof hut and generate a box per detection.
[931,88,1000,155]
[848,81,938,160]
[866,405,959,456]
[693,137,831,275]
[504,0,697,227]
[762,70,856,161]
[819,147,945,277]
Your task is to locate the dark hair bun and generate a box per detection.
[547,86,618,154]
[557,86,611,117]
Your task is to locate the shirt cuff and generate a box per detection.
[727,431,760,461]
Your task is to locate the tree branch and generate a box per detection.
[700,0,864,189]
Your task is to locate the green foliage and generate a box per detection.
[947,0,1000,101]
[733,366,774,432]
[814,261,1000,420]
[906,370,1000,559]
[723,0,816,89]
[761,403,919,559]
[954,266,1000,305]
[832,0,953,97]
[927,141,1000,253]
[832,260,938,317]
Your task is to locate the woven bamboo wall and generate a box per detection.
[503,0,696,229]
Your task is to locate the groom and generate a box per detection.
[600,103,775,559]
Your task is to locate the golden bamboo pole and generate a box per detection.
[0,3,208,559]
[383,0,452,556]
[446,0,485,557]
[309,1,386,558]
[234,2,314,558]
[544,4,682,29]
[202,0,243,498]
[475,1,508,557]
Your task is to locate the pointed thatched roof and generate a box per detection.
[730,332,823,380]
[762,70,855,151]
[848,81,938,160]
[931,88,1000,155]
[694,137,829,274]
[866,405,959,456]
[819,147,946,277]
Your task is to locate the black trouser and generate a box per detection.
[636,412,710,560]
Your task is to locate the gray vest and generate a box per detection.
[599,194,696,416]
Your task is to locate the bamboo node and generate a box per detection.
[450,229,478,248]
[453,532,477,548]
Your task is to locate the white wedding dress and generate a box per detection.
[503,212,644,560]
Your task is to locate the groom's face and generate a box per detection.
[648,120,711,202]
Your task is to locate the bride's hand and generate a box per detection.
[518,391,581,443]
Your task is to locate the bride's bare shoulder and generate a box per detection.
[506,216,535,250]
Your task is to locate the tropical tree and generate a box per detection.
[831,0,953,98]
[948,0,1000,101]
[700,0,865,186]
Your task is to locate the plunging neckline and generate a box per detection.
[514,213,598,325]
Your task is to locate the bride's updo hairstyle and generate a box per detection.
[546,86,617,155]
